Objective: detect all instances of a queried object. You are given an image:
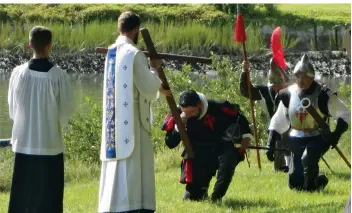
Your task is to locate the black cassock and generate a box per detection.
[161,99,251,201]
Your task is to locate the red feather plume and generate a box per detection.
[271,27,287,70]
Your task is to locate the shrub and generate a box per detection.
[63,55,270,164]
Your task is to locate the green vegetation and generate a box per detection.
[0,4,350,25]
[0,4,350,53]
[1,147,350,213]
[0,56,350,212]
[277,4,351,24]
[0,3,351,209]
[0,20,315,54]
[0,20,267,54]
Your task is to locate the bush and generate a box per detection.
[64,97,102,164]
[63,56,351,164]
[63,56,271,164]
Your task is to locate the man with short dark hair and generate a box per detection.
[98,11,170,213]
[29,26,52,51]
[7,26,74,213]
[161,90,253,202]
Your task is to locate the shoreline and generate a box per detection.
[0,49,350,76]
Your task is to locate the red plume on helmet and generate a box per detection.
[271,27,287,70]
[268,27,290,84]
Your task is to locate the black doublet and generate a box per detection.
[161,99,251,201]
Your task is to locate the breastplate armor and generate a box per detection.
[288,84,325,131]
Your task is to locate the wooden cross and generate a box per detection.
[95,29,215,159]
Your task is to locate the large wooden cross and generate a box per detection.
[96,28,213,159]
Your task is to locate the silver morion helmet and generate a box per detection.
[293,54,315,77]
[268,57,290,84]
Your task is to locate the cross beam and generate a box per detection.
[140,28,194,158]
[95,28,217,158]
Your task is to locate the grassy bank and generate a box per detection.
[277,4,351,24]
[0,4,350,54]
[0,20,268,54]
[0,20,307,54]
[0,4,350,26]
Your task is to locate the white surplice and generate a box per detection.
[98,36,162,212]
[8,63,74,155]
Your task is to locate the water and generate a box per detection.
[0,72,350,138]
[0,72,104,138]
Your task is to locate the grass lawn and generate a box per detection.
[0,144,350,213]
[277,4,351,23]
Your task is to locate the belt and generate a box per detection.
[289,129,320,138]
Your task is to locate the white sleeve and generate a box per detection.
[328,94,351,124]
[8,67,19,120]
[133,51,162,101]
[268,101,290,134]
[58,70,75,128]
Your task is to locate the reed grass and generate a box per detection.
[0,20,301,54]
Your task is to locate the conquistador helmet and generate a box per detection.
[293,54,315,77]
[268,57,290,84]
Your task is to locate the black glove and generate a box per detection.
[266,130,279,162]
[266,148,275,162]
[329,131,341,149]
[330,118,349,149]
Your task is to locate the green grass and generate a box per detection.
[277,4,351,24]
[0,144,350,213]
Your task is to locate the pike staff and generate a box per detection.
[234,5,261,169]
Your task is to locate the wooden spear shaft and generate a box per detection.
[302,99,351,169]
[242,42,262,169]
[335,146,351,169]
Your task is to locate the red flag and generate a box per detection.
[271,27,287,70]
[234,14,246,42]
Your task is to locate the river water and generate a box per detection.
[0,72,350,138]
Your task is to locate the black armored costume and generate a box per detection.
[240,57,291,172]
[240,27,291,173]
[161,90,253,202]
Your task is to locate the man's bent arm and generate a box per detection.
[133,51,162,101]
[239,71,262,100]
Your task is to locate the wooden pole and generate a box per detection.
[140,28,194,159]
[242,42,262,169]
